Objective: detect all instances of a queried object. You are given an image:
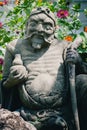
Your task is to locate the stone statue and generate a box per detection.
[1,7,87,130]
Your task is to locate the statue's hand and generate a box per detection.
[9,65,28,82]
[3,65,28,88]
[65,48,82,64]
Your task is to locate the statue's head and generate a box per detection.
[25,7,56,49]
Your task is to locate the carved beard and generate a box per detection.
[25,32,54,49]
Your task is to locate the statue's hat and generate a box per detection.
[29,7,56,26]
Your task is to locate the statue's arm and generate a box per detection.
[64,44,87,75]
[2,45,14,88]
[63,36,87,74]
[2,42,28,89]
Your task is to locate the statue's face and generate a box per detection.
[25,13,55,49]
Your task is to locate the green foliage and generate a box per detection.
[78,32,87,53]
[0,0,87,53]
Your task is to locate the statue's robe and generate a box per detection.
[1,38,68,109]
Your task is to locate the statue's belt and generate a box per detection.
[20,108,61,122]
[20,108,68,129]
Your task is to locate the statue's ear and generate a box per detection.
[54,26,56,31]
[55,25,59,30]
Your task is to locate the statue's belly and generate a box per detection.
[19,44,67,109]
[19,73,66,109]
[26,73,56,94]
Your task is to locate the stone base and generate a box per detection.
[0,108,37,130]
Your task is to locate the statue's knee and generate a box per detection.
[76,74,87,85]
[76,74,87,91]
[76,74,87,104]
[45,116,68,130]
[55,116,68,129]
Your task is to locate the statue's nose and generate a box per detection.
[37,23,44,33]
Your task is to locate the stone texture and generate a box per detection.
[0,108,37,130]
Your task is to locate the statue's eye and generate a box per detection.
[44,23,53,30]
[46,25,52,30]
[29,21,37,27]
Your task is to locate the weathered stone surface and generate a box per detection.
[1,6,87,130]
[0,108,37,130]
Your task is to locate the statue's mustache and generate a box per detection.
[25,32,51,44]
[26,32,44,38]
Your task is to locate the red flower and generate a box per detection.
[84,26,87,32]
[57,10,69,18]
[0,2,4,6]
[0,58,4,65]
[0,22,3,28]
[64,35,73,42]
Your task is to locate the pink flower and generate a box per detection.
[0,22,3,28]
[57,10,69,18]
[3,0,8,5]
[0,58,4,65]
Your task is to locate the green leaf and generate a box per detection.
[72,3,81,12]
[3,34,11,43]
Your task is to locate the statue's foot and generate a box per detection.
[55,116,68,130]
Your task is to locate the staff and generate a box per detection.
[67,36,82,130]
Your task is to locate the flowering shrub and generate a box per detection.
[0,0,87,50]
[55,1,87,54]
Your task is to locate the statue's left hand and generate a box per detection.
[65,48,82,64]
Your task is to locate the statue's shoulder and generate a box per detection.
[6,39,23,49]
[54,38,68,49]
[6,39,23,54]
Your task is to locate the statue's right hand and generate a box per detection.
[9,65,28,83]
[3,65,28,88]
[10,65,27,78]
